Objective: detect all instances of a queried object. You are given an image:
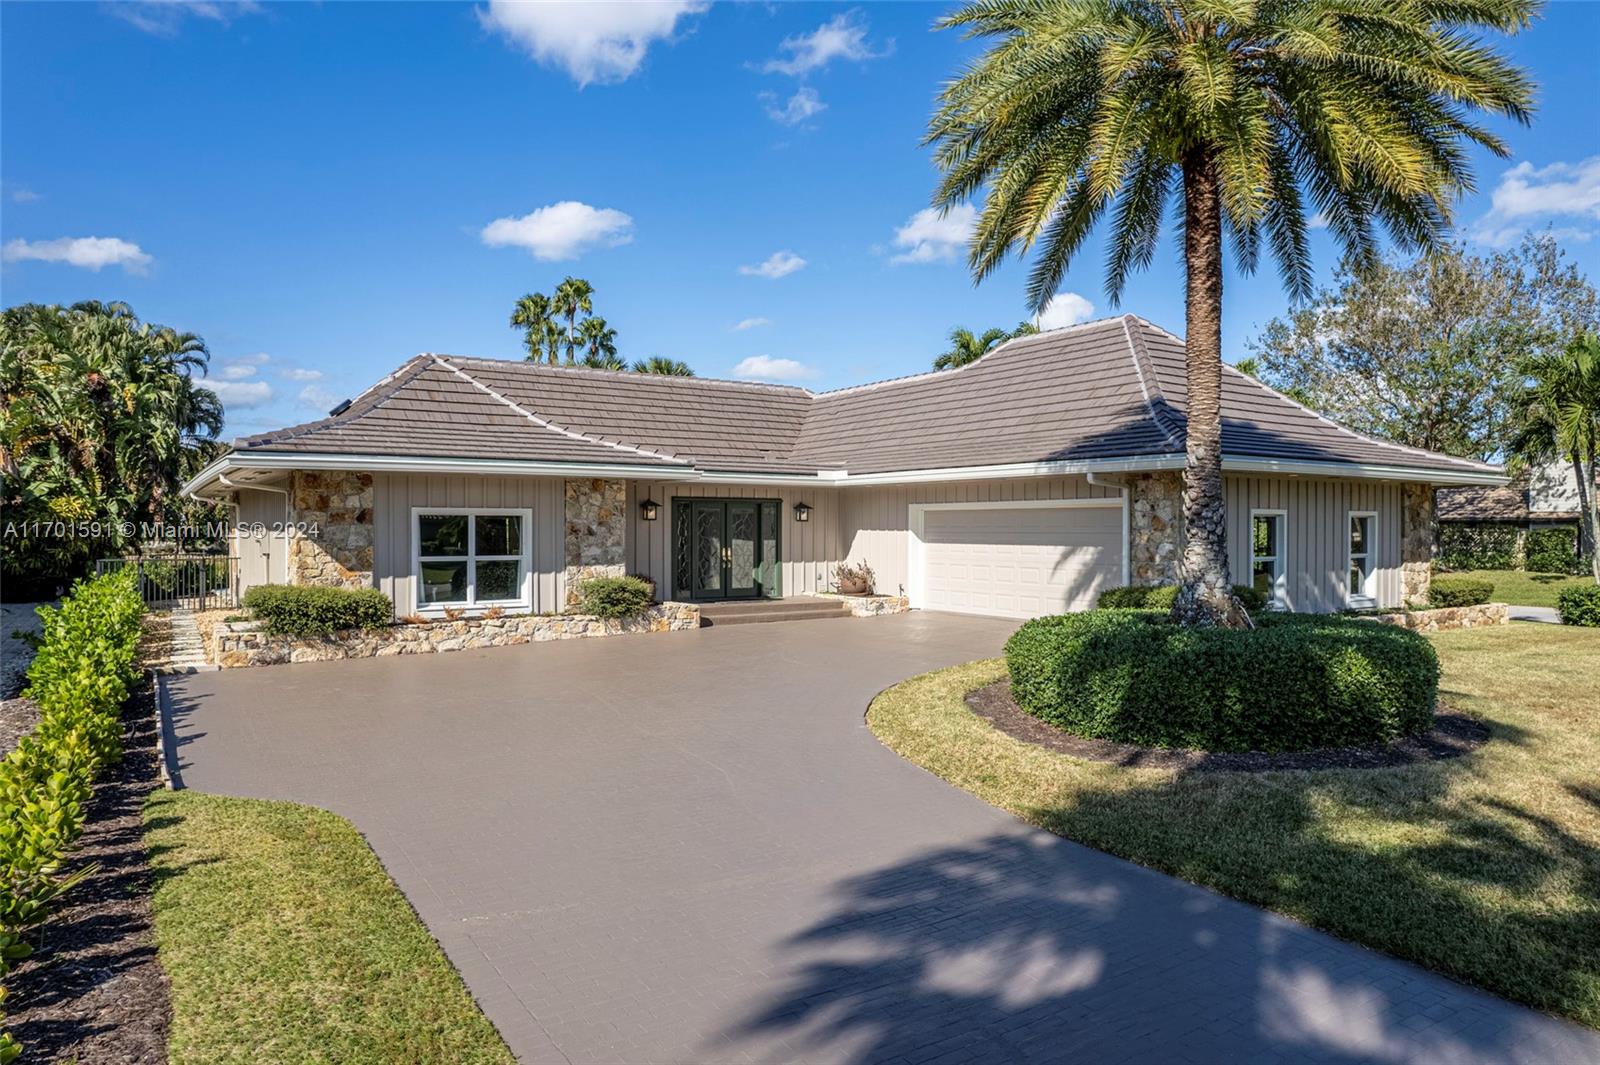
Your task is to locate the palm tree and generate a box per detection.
[551,277,595,365]
[926,0,1534,626]
[934,326,1012,371]
[631,357,696,377]
[510,293,553,363]
[581,351,628,371]
[1511,334,1600,580]
[579,316,618,364]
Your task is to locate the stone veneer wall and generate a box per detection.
[1128,471,1183,586]
[288,471,374,589]
[1368,601,1507,632]
[811,593,911,617]
[564,478,627,607]
[215,602,700,668]
[1401,483,1437,608]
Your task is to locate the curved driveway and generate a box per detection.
[166,613,1597,1064]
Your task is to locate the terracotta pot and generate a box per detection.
[837,576,872,596]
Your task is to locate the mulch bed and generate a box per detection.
[7,681,172,1064]
[965,679,1489,774]
[0,697,41,758]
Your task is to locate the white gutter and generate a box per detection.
[183,449,1507,499]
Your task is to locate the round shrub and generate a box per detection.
[241,584,393,636]
[1557,583,1600,627]
[1428,576,1494,608]
[574,575,654,618]
[1004,610,1439,752]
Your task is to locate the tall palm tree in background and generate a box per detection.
[1512,333,1600,580]
[926,0,1535,626]
[552,277,595,365]
[632,357,696,377]
[510,293,554,363]
[579,316,618,365]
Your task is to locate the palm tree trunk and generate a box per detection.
[1172,152,1249,628]
[1580,450,1600,582]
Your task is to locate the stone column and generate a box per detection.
[287,471,374,588]
[1128,471,1184,586]
[563,478,627,608]
[1401,482,1436,608]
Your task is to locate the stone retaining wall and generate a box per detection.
[215,602,700,668]
[812,593,911,617]
[1368,601,1508,632]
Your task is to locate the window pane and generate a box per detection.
[421,560,468,604]
[476,559,521,602]
[1253,516,1277,559]
[1350,516,1368,554]
[420,514,468,557]
[476,514,521,557]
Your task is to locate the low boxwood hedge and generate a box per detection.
[1004,609,1438,752]
[1557,583,1600,627]
[1097,583,1268,612]
[1428,576,1494,608]
[241,584,392,636]
[573,575,654,618]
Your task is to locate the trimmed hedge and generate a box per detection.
[1438,523,1522,570]
[1,570,145,1060]
[573,575,654,618]
[1004,609,1439,752]
[1097,583,1268,612]
[1428,576,1494,608]
[1557,583,1600,627]
[241,584,392,636]
[1525,527,1583,575]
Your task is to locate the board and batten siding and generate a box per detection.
[232,486,289,596]
[840,476,1121,599]
[1224,475,1403,612]
[372,473,565,616]
[626,481,845,597]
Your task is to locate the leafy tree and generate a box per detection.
[925,0,1534,626]
[933,322,1037,371]
[1511,333,1600,580]
[631,357,695,377]
[551,276,595,365]
[1246,236,1597,462]
[1,301,225,584]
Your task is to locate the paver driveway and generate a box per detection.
[166,613,1598,1064]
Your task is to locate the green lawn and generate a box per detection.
[1444,568,1595,608]
[867,624,1600,1028]
[144,791,515,1065]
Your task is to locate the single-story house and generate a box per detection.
[182,315,1505,620]
[1439,461,1594,530]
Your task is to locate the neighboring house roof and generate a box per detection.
[189,315,1505,495]
[1438,467,1588,523]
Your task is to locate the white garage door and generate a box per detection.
[917,505,1124,619]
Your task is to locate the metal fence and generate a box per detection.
[95,554,239,609]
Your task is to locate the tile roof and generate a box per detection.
[229,315,1502,482]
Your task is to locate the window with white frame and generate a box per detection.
[413,508,531,612]
[1348,511,1378,607]
[1250,510,1287,609]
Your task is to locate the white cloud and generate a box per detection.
[761,11,890,76]
[1307,211,1329,230]
[731,355,817,382]
[9,187,39,204]
[762,86,826,126]
[207,379,273,409]
[1035,292,1096,331]
[478,0,707,87]
[216,352,270,381]
[298,384,339,411]
[2,236,152,274]
[732,317,772,331]
[109,1,262,37]
[480,201,634,261]
[889,205,976,265]
[1473,156,1600,247]
[280,367,323,381]
[739,250,806,279]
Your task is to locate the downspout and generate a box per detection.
[219,475,291,585]
[1087,472,1132,588]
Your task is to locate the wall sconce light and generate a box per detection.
[640,498,661,521]
[793,502,812,523]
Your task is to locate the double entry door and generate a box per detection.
[680,499,780,600]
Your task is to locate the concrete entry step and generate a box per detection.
[697,598,851,626]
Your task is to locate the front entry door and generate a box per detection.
[685,500,772,600]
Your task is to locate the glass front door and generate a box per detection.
[679,499,779,600]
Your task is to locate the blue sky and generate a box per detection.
[3,1,1598,438]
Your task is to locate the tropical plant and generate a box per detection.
[1,301,226,585]
[1511,333,1600,579]
[926,0,1535,626]
[551,277,595,365]
[509,293,555,364]
[578,316,618,364]
[580,352,628,371]
[631,357,695,377]
[934,326,1011,371]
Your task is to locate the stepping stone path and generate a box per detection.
[151,607,216,674]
